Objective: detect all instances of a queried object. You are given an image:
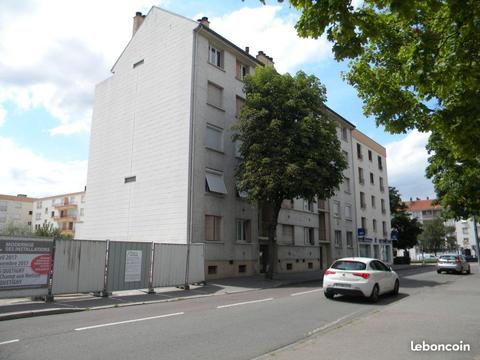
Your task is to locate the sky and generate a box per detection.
[0,0,435,200]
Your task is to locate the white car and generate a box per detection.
[323,257,399,302]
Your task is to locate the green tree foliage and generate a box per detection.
[285,0,480,218]
[418,217,452,255]
[389,186,422,251]
[35,223,72,239]
[235,66,347,278]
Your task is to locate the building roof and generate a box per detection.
[34,191,85,201]
[352,129,387,157]
[0,194,36,203]
[404,199,442,212]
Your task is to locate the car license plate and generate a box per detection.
[334,283,351,288]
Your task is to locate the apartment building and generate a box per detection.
[32,192,86,237]
[455,219,479,257]
[0,194,35,233]
[77,7,393,279]
[352,130,393,263]
[405,197,442,222]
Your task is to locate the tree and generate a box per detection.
[418,217,451,255]
[235,66,347,279]
[284,0,480,219]
[35,223,72,239]
[389,186,422,253]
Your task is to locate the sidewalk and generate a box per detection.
[0,270,324,321]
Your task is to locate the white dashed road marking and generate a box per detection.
[0,339,20,346]
[290,288,324,297]
[217,298,274,309]
[74,312,184,331]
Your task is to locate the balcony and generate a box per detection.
[54,201,77,210]
[54,215,77,222]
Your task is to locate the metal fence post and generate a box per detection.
[45,236,55,303]
[148,242,155,294]
[101,239,111,297]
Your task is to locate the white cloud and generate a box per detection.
[0,0,162,136]
[0,105,6,127]
[386,130,435,200]
[206,6,332,73]
[0,136,87,197]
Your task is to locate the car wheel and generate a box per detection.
[369,284,379,303]
[324,291,334,300]
[392,280,399,296]
[437,269,441,274]
[466,266,471,274]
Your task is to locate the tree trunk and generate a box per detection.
[265,202,282,280]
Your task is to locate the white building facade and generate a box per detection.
[77,7,394,279]
[32,192,86,237]
[351,130,393,263]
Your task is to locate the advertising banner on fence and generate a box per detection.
[0,237,53,290]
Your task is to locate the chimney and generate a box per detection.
[410,197,412,201]
[426,196,429,200]
[256,51,274,67]
[245,46,249,54]
[416,197,420,200]
[132,12,146,36]
[197,16,210,28]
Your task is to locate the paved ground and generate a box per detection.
[259,264,480,360]
[0,265,463,360]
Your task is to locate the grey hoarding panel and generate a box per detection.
[152,243,205,287]
[52,239,106,294]
[106,241,152,292]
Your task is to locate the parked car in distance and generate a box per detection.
[464,255,478,263]
[436,255,470,274]
[323,258,399,303]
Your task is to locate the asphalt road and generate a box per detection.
[0,266,471,360]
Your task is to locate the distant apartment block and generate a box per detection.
[0,194,34,232]
[32,192,86,237]
[352,130,393,263]
[77,7,395,279]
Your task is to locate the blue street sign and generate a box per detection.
[357,228,365,237]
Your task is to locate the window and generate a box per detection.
[236,96,245,118]
[360,192,366,209]
[51,211,54,218]
[36,201,42,209]
[286,263,293,270]
[207,82,223,109]
[333,201,341,218]
[357,143,363,159]
[304,227,314,245]
[373,219,377,232]
[319,213,327,241]
[282,224,294,244]
[382,221,388,236]
[371,195,376,208]
[368,150,372,161]
[381,199,386,213]
[334,230,342,248]
[378,155,383,170]
[236,60,249,80]
[344,204,352,220]
[303,200,314,212]
[344,177,351,193]
[236,219,251,242]
[28,211,32,215]
[205,169,227,194]
[80,208,84,216]
[379,177,385,192]
[133,59,144,68]
[68,222,74,230]
[341,127,348,141]
[361,217,367,233]
[208,265,217,275]
[125,176,136,183]
[346,231,353,248]
[208,44,223,68]
[205,124,223,152]
[205,215,222,241]
[81,195,85,203]
[462,227,468,235]
[35,213,41,220]
[238,264,247,273]
[342,150,349,164]
[370,172,374,184]
[358,167,364,184]
[332,260,366,270]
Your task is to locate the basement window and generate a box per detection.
[125,176,136,183]
[208,265,217,275]
[133,59,144,68]
[238,265,247,273]
[308,262,313,269]
[286,263,293,271]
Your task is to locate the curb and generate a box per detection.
[0,308,85,321]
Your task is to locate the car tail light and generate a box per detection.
[324,269,336,276]
[456,257,462,263]
[353,272,370,279]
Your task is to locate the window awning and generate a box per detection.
[206,172,227,194]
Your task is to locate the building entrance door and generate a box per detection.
[259,244,269,273]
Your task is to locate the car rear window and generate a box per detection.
[439,255,457,261]
[331,261,366,271]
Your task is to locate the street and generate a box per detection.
[1,265,478,360]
